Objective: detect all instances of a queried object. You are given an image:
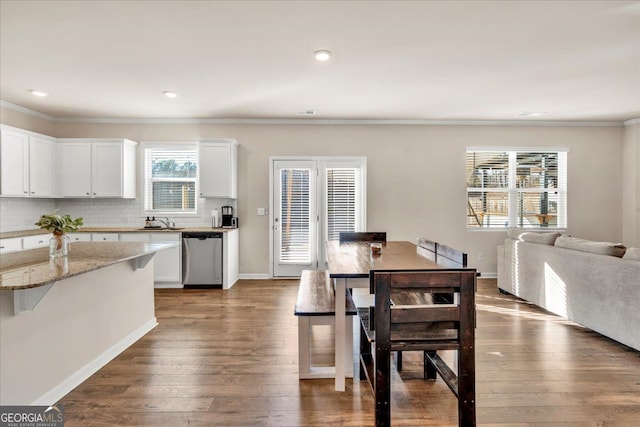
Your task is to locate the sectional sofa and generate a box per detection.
[497,231,640,351]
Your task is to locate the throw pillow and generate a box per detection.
[622,247,640,261]
[555,236,627,258]
[519,232,561,245]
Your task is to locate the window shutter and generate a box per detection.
[279,169,311,263]
[326,168,357,241]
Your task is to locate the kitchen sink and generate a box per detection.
[137,227,185,231]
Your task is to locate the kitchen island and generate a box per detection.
[0,241,176,405]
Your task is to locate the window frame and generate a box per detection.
[140,142,199,217]
[466,147,568,230]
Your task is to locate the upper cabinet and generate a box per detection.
[59,139,137,198]
[0,125,55,198]
[199,139,237,198]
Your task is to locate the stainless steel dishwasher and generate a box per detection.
[182,232,223,287]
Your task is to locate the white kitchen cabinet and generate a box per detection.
[91,233,119,242]
[0,125,55,197]
[199,139,237,198]
[150,232,182,286]
[59,139,137,198]
[120,233,150,242]
[67,233,91,242]
[0,237,22,254]
[22,234,51,250]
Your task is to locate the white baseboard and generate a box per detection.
[154,283,184,289]
[479,272,497,279]
[238,273,271,280]
[32,317,158,405]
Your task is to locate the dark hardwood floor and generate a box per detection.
[58,279,640,426]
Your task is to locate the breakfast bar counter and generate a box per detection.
[0,241,177,290]
[0,242,174,406]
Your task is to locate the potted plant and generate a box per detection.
[35,210,84,258]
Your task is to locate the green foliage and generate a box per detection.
[35,210,84,234]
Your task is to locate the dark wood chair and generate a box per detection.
[338,231,387,245]
[358,269,477,427]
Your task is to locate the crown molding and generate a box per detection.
[0,100,56,122]
[0,99,626,127]
[624,118,640,126]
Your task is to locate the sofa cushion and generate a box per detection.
[519,232,561,245]
[555,236,626,258]
[622,247,640,261]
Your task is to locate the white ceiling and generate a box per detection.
[1,0,639,122]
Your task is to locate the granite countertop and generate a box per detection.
[0,241,177,290]
[0,227,236,239]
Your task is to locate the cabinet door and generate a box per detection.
[199,143,236,198]
[29,136,52,197]
[120,233,150,242]
[0,128,29,196]
[61,143,92,197]
[150,233,181,283]
[93,143,123,197]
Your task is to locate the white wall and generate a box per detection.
[0,107,628,276]
[622,120,640,247]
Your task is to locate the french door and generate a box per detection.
[271,157,366,277]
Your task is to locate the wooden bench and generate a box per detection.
[294,270,357,379]
[359,270,477,427]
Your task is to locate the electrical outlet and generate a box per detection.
[478,252,485,262]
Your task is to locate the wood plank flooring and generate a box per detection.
[58,279,640,426]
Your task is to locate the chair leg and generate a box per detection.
[424,351,437,380]
[395,351,403,371]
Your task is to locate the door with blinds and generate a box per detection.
[273,160,318,277]
[272,158,366,277]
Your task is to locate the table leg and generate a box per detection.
[334,277,346,391]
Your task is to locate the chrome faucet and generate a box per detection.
[157,217,175,228]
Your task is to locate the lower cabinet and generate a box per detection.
[91,233,119,242]
[119,232,181,287]
[150,233,182,287]
[0,237,23,254]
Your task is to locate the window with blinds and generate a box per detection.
[279,169,311,263]
[326,168,358,241]
[467,150,567,229]
[144,147,198,215]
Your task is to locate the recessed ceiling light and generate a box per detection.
[29,90,48,97]
[163,91,178,98]
[518,111,548,117]
[314,50,331,61]
[297,109,316,116]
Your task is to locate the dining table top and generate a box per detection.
[326,240,473,278]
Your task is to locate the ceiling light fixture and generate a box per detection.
[29,90,48,97]
[314,50,331,61]
[518,111,548,117]
[163,91,178,98]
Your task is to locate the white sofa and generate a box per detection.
[497,232,640,351]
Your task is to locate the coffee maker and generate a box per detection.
[221,206,235,228]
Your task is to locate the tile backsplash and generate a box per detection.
[0,198,56,231]
[1,197,236,231]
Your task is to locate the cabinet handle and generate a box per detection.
[0,246,4,249]
[23,191,28,194]
[93,192,97,195]
[31,191,35,194]
[86,192,90,195]
[38,240,44,244]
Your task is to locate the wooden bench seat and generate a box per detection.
[294,270,356,379]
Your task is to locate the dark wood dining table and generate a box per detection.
[325,240,474,391]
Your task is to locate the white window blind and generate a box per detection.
[279,168,311,263]
[144,147,197,215]
[326,168,358,241]
[467,150,567,229]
